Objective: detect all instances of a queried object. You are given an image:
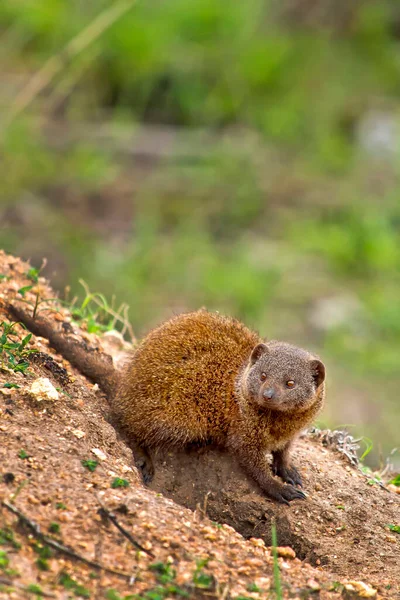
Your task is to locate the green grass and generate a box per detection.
[271,521,282,600]
[48,522,61,534]
[0,1,397,161]
[0,528,21,549]
[1,0,400,463]
[58,571,91,598]
[81,459,99,473]
[0,321,35,374]
[111,477,130,489]
[0,550,10,570]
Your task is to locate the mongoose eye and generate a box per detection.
[260,372,267,381]
[286,380,295,388]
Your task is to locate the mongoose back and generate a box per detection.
[115,309,326,504]
[10,305,325,505]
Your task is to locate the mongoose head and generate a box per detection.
[242,341,325,412]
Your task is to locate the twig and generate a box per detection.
[2,0,138,133]
[219,583,230,600]
[97,497,154,557]
[46,46,101,114]
[2,501,131,580]
[0,577,56,598]
[9,480,27,504]
[122,305,135,341]
[32,292,40,319]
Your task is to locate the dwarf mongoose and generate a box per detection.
[10,306,325,505]
[115,310,325,504]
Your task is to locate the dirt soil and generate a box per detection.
[0,251,399,600]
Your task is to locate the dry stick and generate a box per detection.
[2,501,131,581]
[97,497,154,558]
[2,0,137,133]
[0,576,56,598]
[9,479,27,504]
[46,45,101,114]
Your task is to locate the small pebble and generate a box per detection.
[72,429,86,439]
[29,377,59,402]
[277,546,296,559]
[92,448,107,461]
[307,579,320,590]
[343,581,377,598]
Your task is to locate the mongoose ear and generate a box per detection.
[250,343,269,365]
[310,359,325,388]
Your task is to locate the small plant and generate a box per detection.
[142,562,189,599]
[111,477,129,489]
[149,562,176,585]
[37,556,50,571]
[359,437,374,461]
[271,520,283,600]
[56,387,72,398]
[193,557,213,590]
[3,382,20,389]
[0,528,21,549]
[27,267,40,284]
[193,571,213,589]
[387,524,400,534]
[331,582,344,592]
[389,474,400,486]
[247,582,262,592]
[18,285,34,297]
[82,459,98,472]
[27,583,44,594]
[360,464,372,474]
[59,571,91,598]
[56,502,67,510]
[33,543,52,571]
[0,321,35,374]
[0,550,9,570]
[18,449,30,459]
[105,591,122,600]
[48,522,60,534]
[69,280,135,341]
[105,591,138,600]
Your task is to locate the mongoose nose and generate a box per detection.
[263,388,276,400]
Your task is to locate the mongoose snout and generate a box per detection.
[263,387,276,400]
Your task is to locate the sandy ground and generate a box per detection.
[0,250,399,599]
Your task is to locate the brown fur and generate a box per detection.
[115,309,325,504]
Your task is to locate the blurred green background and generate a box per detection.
[1,0,400,467]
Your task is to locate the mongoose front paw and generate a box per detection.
[272,461,302,487]
[267,483,306,505]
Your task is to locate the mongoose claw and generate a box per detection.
[267,482,306,504]
[141,462,154,484]
[133,448,154,484]
[272,463,303,488]
[290,486,306,500]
